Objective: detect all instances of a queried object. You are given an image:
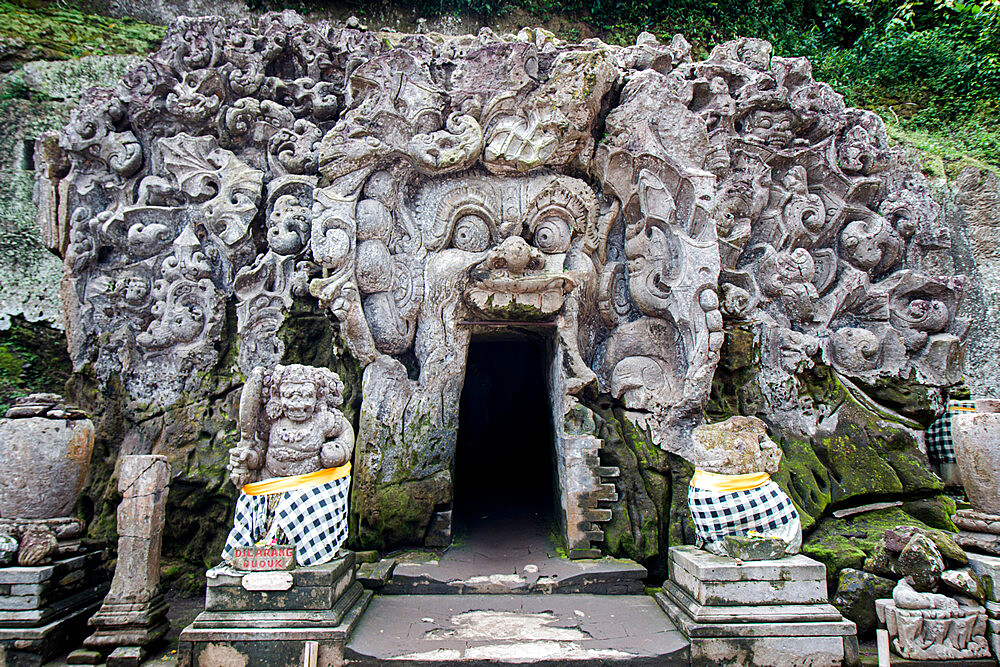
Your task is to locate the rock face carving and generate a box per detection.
[46,13,968,554]
[223,364,354,567]
[686,416,802,556]
[877,579,991,660]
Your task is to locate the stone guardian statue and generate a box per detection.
[686,416,802,556]
[222,364,354,567]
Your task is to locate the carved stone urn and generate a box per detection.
[952,399,1000,515]
[0,394,95,519]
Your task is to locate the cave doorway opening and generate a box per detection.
[453,333,557,542]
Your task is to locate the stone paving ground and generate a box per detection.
[347,509,689,664]
[346,593,690,665]
[383,510,646,595]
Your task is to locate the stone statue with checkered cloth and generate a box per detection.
[686,416,801,556]
[223,364,354,568]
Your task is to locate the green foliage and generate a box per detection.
[0,0,165,65]
[793,1,1000,166]
[0,316,71,414]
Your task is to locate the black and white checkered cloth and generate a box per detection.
[688,480,799,546]
[925,400,975,464]
[222,475,350,567]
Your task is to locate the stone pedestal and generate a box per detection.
[656,546,857,667]
[953,508,1000,556]
[0,552,109,666]
[80,455,170,662]
[968,552,1000,660]
[178,552,372,667]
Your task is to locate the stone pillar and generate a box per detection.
[968,553,1000,661]
[81,455,169,665]
[951,404,1000,553]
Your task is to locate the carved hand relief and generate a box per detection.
[51,14,966,458]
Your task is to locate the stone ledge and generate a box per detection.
[656,591,856,639]
[669,545,826,583]
[671,561,828,606]
[659,581,844,624]
[206,566,355,612]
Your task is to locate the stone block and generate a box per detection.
[660,582,843,624]
[0,583,108,626]
[178,587,372,667]
[206,554,354,589]
[105,646,144,667]
[968,552,1000,602]
[671,559,828,606]
[658,546,855,667]
[206,569,353,612]
[690,635,850,667]
[66,648,103,664]
[670,545,826,582]
[0,600,100,664]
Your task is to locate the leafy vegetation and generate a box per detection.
[0,316,71,414]
[0,0,165,67]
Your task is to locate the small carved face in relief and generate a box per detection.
[117,272,150,307]
[137,300,206,350]
[743,109,796,148]
[279,380,319,422]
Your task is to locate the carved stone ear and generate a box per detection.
[323,369,345,408]
[263,368,283,421]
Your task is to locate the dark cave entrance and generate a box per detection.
[453,334,557,536]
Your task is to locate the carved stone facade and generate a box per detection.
[44,13,968,555]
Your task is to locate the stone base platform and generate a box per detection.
[177,553,372,667]
[0,552,108,666]
[656,546,857,667]
[346,593,690,665]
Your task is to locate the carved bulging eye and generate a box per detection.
[452,215,491,252]
[533,217,572,254]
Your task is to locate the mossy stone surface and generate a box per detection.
[803,507,934,588]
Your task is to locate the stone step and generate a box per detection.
[345,593,690,665]
[382,556,646,595]
[357,558,397,589]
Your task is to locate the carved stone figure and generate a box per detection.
[44,13,970,555]
[686,416,802,556]
[877,579,991,660]
[223,364,354,567]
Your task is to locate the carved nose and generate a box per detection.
[492,236,538,274]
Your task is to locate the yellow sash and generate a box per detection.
[690,469,770,493]
[242,463,352,496]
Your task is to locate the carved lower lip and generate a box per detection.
[470,274,576,293]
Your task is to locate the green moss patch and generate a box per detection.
[0,1,164,69]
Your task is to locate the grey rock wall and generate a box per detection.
[0,55,142,331]
[952,167,1000,398]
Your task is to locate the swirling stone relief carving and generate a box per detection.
[48,14,967,548]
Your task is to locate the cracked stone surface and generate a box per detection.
[383,514,645,595]
[346,594,689,664]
